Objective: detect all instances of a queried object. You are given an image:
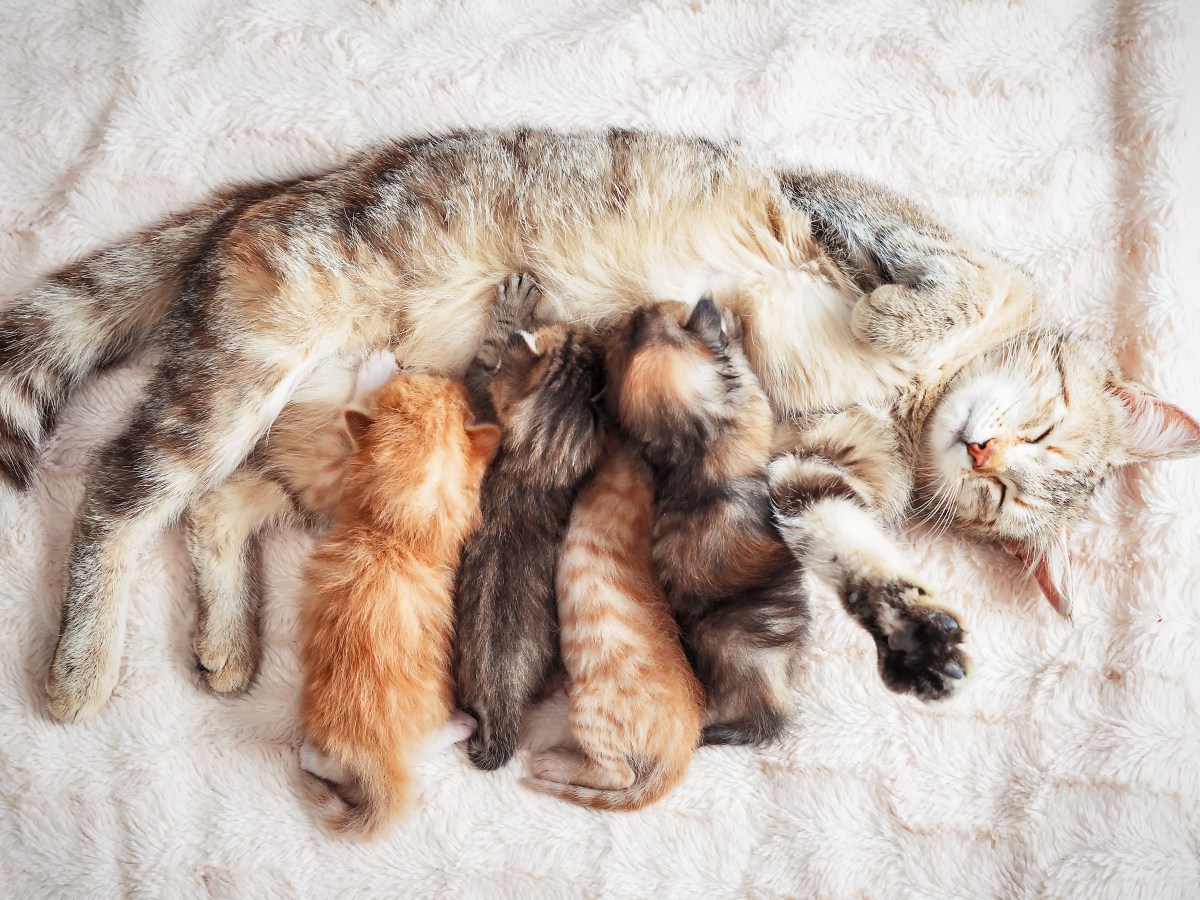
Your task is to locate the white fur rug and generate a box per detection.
[2,1,1198,897]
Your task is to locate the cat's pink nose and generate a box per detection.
[967,439,993,467]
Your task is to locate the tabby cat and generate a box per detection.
[453,313,606,771]
[299,373,498,837]
[524,434,704,808]
[1,128,1194,722]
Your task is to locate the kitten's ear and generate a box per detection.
[466,423,502,463]
[344,408,374,443]
[1004,537,1073,620]
[506,329,543,358]
[685,294,726,348]
[1110,382,1200,463]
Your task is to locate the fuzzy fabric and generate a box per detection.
[1,1,1198,897]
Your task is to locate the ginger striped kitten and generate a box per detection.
[454,307,606,772]
[299,373,499,838]
[4,128,1195,722]
[524,435,704,810]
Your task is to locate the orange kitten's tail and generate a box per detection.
[520,754,689,812]
[299,739,410,838]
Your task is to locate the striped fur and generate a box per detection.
[1,127,1192,720]
[525,437,703,810]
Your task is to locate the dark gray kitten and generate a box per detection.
[454,313,606,771]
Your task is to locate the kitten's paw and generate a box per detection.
[193,629,258,695]
[465,731,515,771]
[526,750,577,785]
[848,580,968,701]
[353,349,400,397]
[45,648,119,723]
[440,710,478,747]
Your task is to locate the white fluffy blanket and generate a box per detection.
[2,1,1198,897]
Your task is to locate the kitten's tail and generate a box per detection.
[298,739,410,838]
[521,754,690,813]
[0,182,282,490]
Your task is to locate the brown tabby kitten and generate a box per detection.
[524,435,704,810]
[454,309,606,771]
[299,373,499,838]
[605,297,813,746]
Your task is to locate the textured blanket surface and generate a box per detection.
[1,1,1198,897]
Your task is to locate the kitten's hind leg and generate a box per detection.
[527,749,634,791]
[769,453,968,700]
[188,471,296,694]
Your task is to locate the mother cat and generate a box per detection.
[1,128,1195,723]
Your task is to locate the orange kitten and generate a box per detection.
[524,436,704,810]
[298,374,500,838]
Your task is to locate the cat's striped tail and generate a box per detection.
[521,754,690,813]
[0,183,282,490]
[299,738,410,839]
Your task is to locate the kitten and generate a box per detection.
[523,435,704,810]
[10,128,1195,722]
[454,310,606,772]
[605,297,810,746]
[298,373,499,838]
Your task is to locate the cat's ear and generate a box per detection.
[685,294,726,348]
[1109,381,1200,463]
[466,423,502,463]
[1004,537,1073,620]
[344,408,374,443]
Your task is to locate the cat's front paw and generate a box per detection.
[847,580,968,701]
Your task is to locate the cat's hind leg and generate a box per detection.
[188,470,296,694]
[527,748,634,791]
[45,343,318,722]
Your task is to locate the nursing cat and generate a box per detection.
[2,128,1195,722]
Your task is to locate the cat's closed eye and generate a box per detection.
[1026,424,1055,444]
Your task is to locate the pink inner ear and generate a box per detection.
[1111,383,1200,462]
[1004,541,1072,619]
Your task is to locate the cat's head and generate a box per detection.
[605,296,774,477]
[487,322,606,479]
[917,328,1200,616]
[343,374,499,534]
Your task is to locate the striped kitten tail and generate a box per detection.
[0,183,280,490]
[521,753,690,812]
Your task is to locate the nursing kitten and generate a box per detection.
[454,313,606,771]
[299,373,499,837]
[605,297,812,745]
[7,128,1196,722]
[187,349,398,694]
[524,435,704,809]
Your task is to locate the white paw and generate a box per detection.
[527,751,574,785]
[353,349,400,398]
[45,649,120,723]
[440,710,478,747]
